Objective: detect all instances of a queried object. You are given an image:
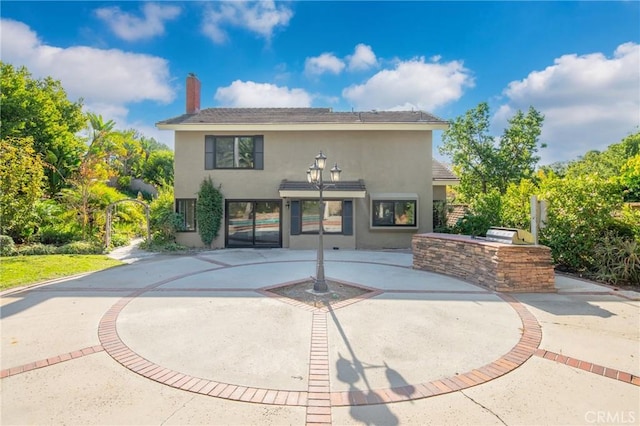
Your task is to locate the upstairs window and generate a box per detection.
[205,136,264,170]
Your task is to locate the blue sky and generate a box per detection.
[1,1,638,164]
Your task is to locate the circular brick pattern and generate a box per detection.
[98,261,542,408]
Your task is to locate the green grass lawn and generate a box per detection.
[1,255,123,290]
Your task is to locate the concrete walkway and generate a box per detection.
[1,248,638,425]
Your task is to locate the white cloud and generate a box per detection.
[95,3,181,41]
[304,44,377,76]
[494,42,640,164]
[0,19,175,128]
[304,53,345,76]
[214,80,312,107]
[342,56,474,111]
[347,44,377,72]
[201,0,293,44]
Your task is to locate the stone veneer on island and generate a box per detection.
[412,233,556,292]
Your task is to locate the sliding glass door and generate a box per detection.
[226,200,281,248]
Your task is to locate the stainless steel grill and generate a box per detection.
[485,227,535,245]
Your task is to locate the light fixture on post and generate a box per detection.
[307,151,342,293]
[330,163,341,182]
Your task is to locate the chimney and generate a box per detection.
[186,73,201,114]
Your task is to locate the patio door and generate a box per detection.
[226,200,281,248]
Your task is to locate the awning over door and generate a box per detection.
[278,179,367,199]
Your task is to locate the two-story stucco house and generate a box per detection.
[156,75,449,250]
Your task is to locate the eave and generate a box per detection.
[433,179,460,186]
[156,122,449,132]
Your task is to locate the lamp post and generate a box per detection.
[307,151,342,292]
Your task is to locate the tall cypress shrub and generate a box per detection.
[196,177,223,247]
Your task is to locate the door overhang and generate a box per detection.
[278,179,367,199]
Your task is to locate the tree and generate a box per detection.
[196,177,223,247]
[0,62,86,196]
[142,150,175,186]
[440,102,545,197]
[495,107,545,192]
[439,102,496,196]
[565,131,639,181]
[117,131,144,178]
[620,155,640,202]
[0,137,45,241]
[72,113,117,239]
[138,135,170,160]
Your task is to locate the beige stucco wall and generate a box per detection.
[433,185,447,201]
[173,129,433,249]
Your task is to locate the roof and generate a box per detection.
[432,159,460,183]
[157,107,448,127]
[279,179,366,192]
[278,179,367,198]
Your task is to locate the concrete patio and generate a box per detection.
[1,248,638,425]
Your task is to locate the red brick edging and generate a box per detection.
[4,256,637,425]
[0,345,104,378]
[328,292,543,406]
[94,271,545,410]
[534,349,640,386]
[306,312,332,424]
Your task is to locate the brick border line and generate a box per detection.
[306,312,332,425]
[328,292,543,406]
[10,288,146,293]
[2,268,223,380]
[151,287,259,292]
[98,290,310,406]
[0,272,98,297]
[534,349,640,386]
[182,258,414,274]
[384,289,490,294]
[192,255,233,267]
[95,261,543,409]
[0,345,104,379]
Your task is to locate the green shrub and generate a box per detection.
[38,225,80,245]
[120,187,154,202]
[196,177,223,247]
[501,179,538,230]
[451,190,501,236]
[593,234,640,285]
[540,173,623,271]
[57,241,104,255]
[117,175,132,190]
[618,204,640,239]
[149,186,182,243]
[619,155,640,202]
[141,240,187,252]
[0,137,45,243]
[0,235,17,256]
[109,233,130,247]
[17,243,57,255]
[433,201,450,232]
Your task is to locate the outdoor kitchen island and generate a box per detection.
[412,232,556,292]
